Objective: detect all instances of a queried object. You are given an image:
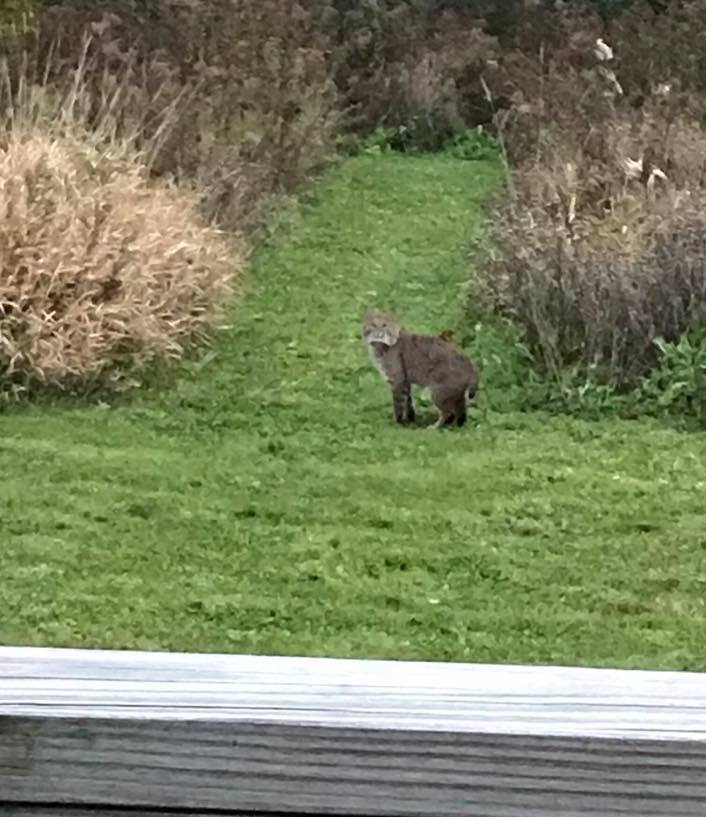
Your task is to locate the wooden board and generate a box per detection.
[0,804,264,817]
[0,811,267,817]
[2,646,706,816]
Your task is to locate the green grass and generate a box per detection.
[2,153,706,669]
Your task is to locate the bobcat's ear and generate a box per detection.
[362,306,379,324]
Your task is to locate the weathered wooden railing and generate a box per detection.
[2,646,706,816]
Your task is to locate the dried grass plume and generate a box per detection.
[0,129,240,394]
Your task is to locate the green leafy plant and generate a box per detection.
[447,127,499,161]
[357,126,398,155]
[637,333,706,425]
[356,123,500,158]
[537,373,628,419]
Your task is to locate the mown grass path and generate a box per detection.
[2,154,706,668]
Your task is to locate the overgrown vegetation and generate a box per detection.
[9,0,342,234]
[471,1,706,422]
[0,44,241,395]
[0,130,236,394]
[0,0,497,394]
[3,1,706,665]
[2,0,704,415]
[4,154,706,670]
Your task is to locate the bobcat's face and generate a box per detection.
[362,309,401,347]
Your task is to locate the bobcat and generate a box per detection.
[362,308,479,428]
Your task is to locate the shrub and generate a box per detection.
[0,0,36,36]
[483,2,706,167]
[474,10,706,391]
[334,2,497,149]
[355,123,499,159]
[447,127,499,161]
[637,332,706,425]
[0,129,238,394]
[25,0,342,233]
[609,2,706,101]
[479,169,706,388]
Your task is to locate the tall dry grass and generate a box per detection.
[476,13,706,387]
[1,0,344,394]
[0,52,240,395]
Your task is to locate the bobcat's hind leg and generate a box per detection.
[432,412,456,429]
[455,394,468,427]
[405,388,416,424]
[430,386,457,429]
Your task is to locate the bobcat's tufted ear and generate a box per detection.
[361,307,376,339]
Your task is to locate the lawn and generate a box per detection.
[1,153,706,669]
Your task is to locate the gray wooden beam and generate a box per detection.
[2,647,706,816]
[0,803,266,817]
[0,811,269,816]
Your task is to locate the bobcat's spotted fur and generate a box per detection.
[363,309,479,428]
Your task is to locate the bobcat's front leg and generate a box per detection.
[405,388,416,424]
[390,378,415,425]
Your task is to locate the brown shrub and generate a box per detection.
[471,4,706,388]
[1,1,513,185]
[0,0,36,36]
[0,129,239,393]
[609,2,706,100]
[482,2,706,166]
[479,142,706,387]
[334,3,497,144]
[21,0,341,233]
[481,8,616,166]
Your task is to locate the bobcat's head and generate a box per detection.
[362,309,401,347]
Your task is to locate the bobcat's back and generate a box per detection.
[396,331,478,395]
